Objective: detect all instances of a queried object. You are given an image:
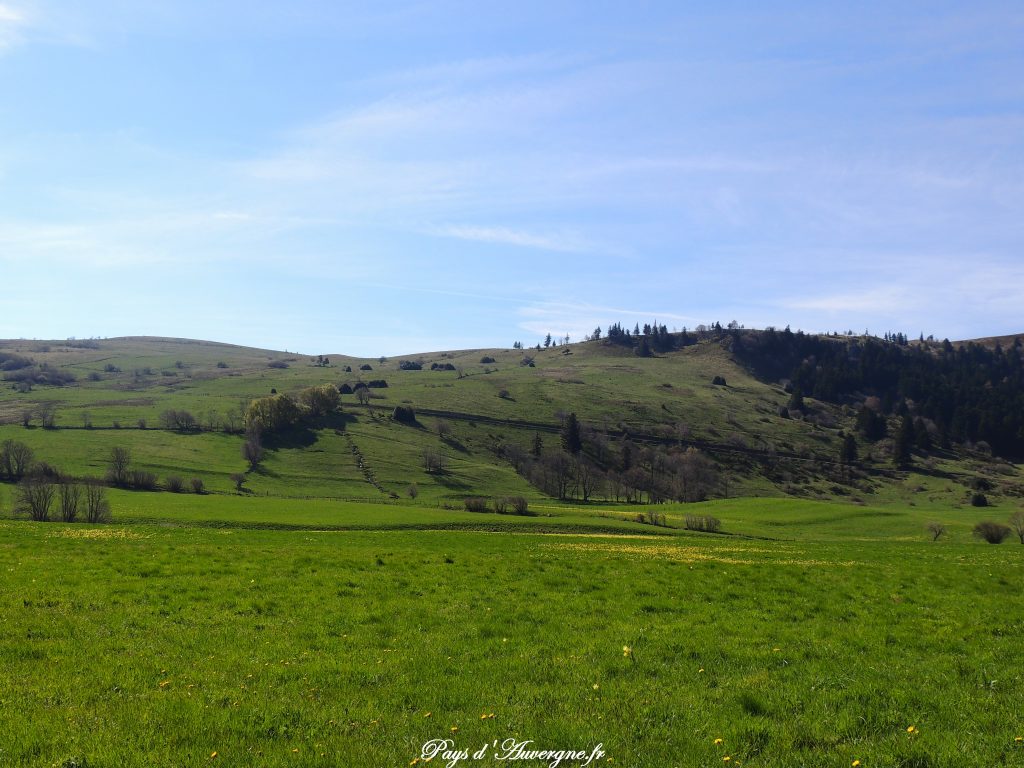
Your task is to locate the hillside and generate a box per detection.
[1,331,1021,515]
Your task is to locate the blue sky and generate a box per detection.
[1,1,1022,355]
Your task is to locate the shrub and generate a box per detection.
[130,470,159,491]
[392,405,417,425]
[399,360,423,370]
[216,361,229,368]
[509,496,530,515]
[498,388,510,399]
[684,514,722,533]
[267,360,289,369]
[926,522,947,541]
[480,356,495,364]
[971,492,989,507]
[493,497,508,514]
[299,384,340,416]
[406,483,419,499]
[160,409,199,431]
[359,364,373,371]
[190,477,205,494]
[712,375,727,386]
[366,379,388,388]
[464,497,489,513]
[165,475,184,493]
[973,521,1010,544]
[230,473,247,492]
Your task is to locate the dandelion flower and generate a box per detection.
[593,683,600,690]
[714,738,723,745]
[423,712,431,718]
[451,726,459,733]
[410,759,420,766]
[1016,736,1023,743]
[698,668,705,674]
[852,761,861,767]
[622,646,633,657]
[723,757,731,763]
[210,752,218,759]
[906,725,917,734]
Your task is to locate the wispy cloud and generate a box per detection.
[0,2,27,49]
[429,224,599,254]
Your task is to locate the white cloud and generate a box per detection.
[0,3,27,49]
[429,224,597,254]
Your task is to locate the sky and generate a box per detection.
[1,1,1022,356]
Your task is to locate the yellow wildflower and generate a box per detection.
[852,761,861,767]
[210,752,218,759]
[622,646,632,657]
[714,738,723,745]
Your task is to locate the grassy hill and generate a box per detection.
[1,333,1020,515]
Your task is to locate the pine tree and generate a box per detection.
[561,413,582,455]
[893,415,914,467]
[531,432,543,458]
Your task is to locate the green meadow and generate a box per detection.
[2,337,1023,766]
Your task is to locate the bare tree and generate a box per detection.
[59,479,82,522]
[18,476,55,521]
[1010,511,1024,544]
[421,447,446,473]
[435,419,452,439]
[39,402,57,429]
[926,521,947,542]
[243,428,264,469]
[1,439,34,480]
[230,473,247,492]
[107,447,131,487]
[83,480,111,523]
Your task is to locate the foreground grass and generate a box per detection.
[1,518,1022,767]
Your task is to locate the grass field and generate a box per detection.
[2,504,1023,767]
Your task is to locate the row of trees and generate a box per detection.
[499,413,721,503]
[10,475,110,523]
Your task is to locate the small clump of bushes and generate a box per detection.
[684,514,722,533]
[464,496,531,515]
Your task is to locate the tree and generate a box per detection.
[108,447,131,487]
[83,480,111,523]
[243,428,264,469]
[531,432,543,458]
[787,387,804,412]
[1010,511,1024,544]
[893,415,914,467]
[926,521,946,541]
[544,333,552,348]
[421,447,446,473]
[59,479,82,522]
[299,384,340,417]
[230,473,247,492]
[560,412,582,455]
[839,434,858,466]
[18,476,55,522]
[245,394,301,433]
[1,439,34,481]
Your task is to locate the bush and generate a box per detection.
[480,356,495,364]
[359,364,373,371]
[971,492,989,507]
[230,473,247,492]
[366,379,388,388]
[165,475,184,493]
[406,483,418,499]
[160,409,199,431]
[464,497,488,513]
[267,360,289,369]
[973,521,1011,544]
[493,497,508,514]
[712,375,727,386]
[509,496,530,515]
[338,382,354,394]
[399,360,423,371]
[684,514,722,533]
[498,388,510,399]
[926,521,947,541]
[190,477,205,494]
[392,405,417,425]
[130,470,159,491]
